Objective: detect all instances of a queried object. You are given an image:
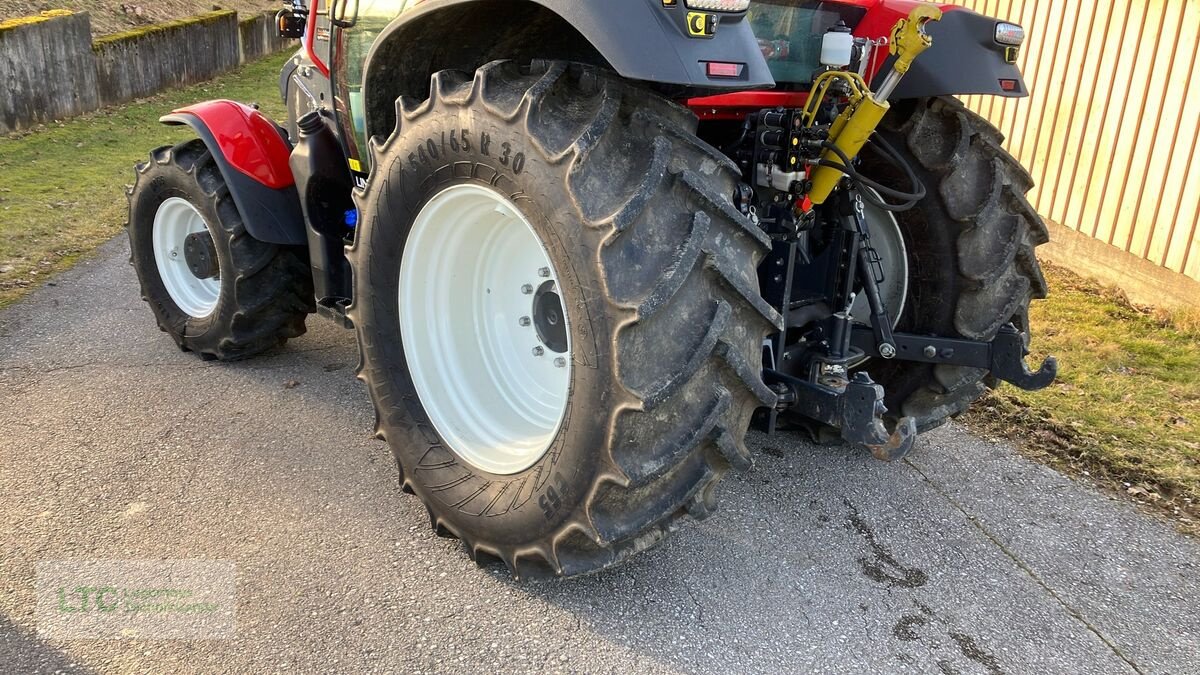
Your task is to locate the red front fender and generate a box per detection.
[163,100,295,189]
[161,100,305,246]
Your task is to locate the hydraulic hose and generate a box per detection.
[817,139,926,212]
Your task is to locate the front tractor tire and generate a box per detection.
[127,140,314,361]
[349,61,781,578]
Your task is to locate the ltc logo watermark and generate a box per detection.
[36,560,236,639]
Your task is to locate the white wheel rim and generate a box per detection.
[152,197,221,318]
[399,184,572,475]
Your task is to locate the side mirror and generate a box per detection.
[276,8,307,39]
[330,0,360,28]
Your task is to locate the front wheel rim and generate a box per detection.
[399,184,572,476]
[152,197,221,318]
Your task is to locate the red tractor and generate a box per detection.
[127,0,1055,578]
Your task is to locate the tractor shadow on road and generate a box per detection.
[0,615,100,673]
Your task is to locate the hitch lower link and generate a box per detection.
[850,324,1058,392]
[767,325,1057,463]
[767,369,919,462]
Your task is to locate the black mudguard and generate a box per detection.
[370,0,775,89]
[883,8,1029,99]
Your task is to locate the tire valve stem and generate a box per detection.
[554,357,566,368]
[532,346,545,357]
[519,316,532,327]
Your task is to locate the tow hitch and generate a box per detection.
[766,324,1057,462]
[767,369,919,461]
[851,324,1058,392]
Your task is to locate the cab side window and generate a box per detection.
[334,0,415,164]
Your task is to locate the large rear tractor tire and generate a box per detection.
[127,140,314,361]
[865,96,1050,430]
[348,61,782,579]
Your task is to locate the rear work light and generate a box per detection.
[995,22,1025,46]
[685,0,751,12]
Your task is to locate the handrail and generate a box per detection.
[304,0,330,78]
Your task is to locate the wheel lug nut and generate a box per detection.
[537,267,551,278]
[521,284,534,294]
[554,357,566,368]
[532,346,544,357]
[519,316,531,327]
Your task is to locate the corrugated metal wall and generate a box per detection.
[951,0,1200,282]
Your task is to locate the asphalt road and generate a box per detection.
[2,238,1198,674]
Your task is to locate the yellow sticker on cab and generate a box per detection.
[687,12,716,38]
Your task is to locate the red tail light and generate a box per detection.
[705,62,744,78]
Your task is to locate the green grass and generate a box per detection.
[964,264,1200,533]
[0,51,291,308]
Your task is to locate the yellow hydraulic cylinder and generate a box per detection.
[805,5,942,205]
[806,96,890,205]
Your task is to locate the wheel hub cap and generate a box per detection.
[399,184,572,476]
[184,231,220,280]
[532,281,568,354]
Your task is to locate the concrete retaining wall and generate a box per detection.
[240,13,291,64]
[94,11,241,107]
[0,10,295,134]
[0,11,100,132]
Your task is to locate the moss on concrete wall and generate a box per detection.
[0,9,74,35]
[92,10,236,48]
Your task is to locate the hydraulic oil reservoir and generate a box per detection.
[821,22,855,68]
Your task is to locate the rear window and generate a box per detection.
[748,1,867,85]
